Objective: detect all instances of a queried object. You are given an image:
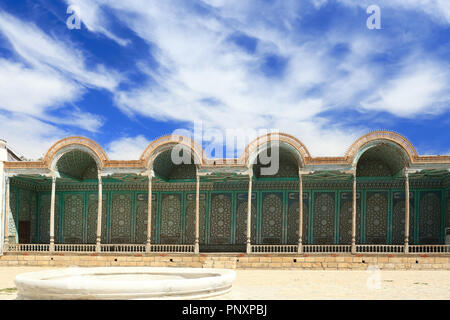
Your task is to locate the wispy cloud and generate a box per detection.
[361,61,450,117]
[0,112,67,159]
[0,58,80,116]
[1,1,449,158]
[106,135,150,160]
[0,10,121,90]
[0,9,124,157]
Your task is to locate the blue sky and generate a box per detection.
[0,0,449,160]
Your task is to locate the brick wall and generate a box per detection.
[1,253,450,270]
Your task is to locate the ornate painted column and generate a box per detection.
[95,174,102,253]
[298,171,303,253]
[404,172,410,253]
[246,169,253,254]
[49,175,56,252]
[3,176,10,252]
[194,173,200,254]
[351,171,357,254]
[146,171,153,253]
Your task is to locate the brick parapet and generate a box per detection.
[1,253,449,270]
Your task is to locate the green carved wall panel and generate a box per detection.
[38,193,60,243]
[62,194,84,243]
[87,193,107,244]
[446,190,450,229]
[11,170,447,248]
[185,193,206,244]
[18,190,30,222]
[261,192,283,244]
[392,192,414,245]
[209,193,232,245]
[357,160,392,177]
[235,192,256,245]
[313,192,335,244]
[135,193,157,244]
[110,193,132,243]
[287,192,308,245]
[8,188,17,241]
[339,192,361,244]
[17,188,37,243]
[419,191,441,244]
[160,193,182,244]
[365,191,388,244]
[28,191,37,243]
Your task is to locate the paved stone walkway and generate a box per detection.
[0,267,449,300]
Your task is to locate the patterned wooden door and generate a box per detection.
[184,193,206,244]
[392,191,414,245]
[18,221,30,243]
[39,194,60,244]
[261,192,283,244]
[160,193,182,244]
[63,193,84,243]
[313,192,335,244]
[110,193,132,243]
[209,193,232,245]
[287,192,309,245]
[135,193,157,244]
[235,192,256,245]
[339,192,361,244]
[365,191,388,244]
[419,191,441,244]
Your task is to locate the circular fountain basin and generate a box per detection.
[14,267,236,300]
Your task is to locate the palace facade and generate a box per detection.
[1,131,450,255]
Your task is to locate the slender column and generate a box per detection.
[404,172,410,253]
[3,177,10,251]
[49,175,56,252]
[297,172,303,253]
[351,172,357,254]
[194,173,200,254]
[246,171,253,254]
[146,172,152,253]
[95,175,102,253]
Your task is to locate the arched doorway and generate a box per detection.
[356,142,409,244]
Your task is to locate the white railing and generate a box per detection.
[303,245,352,253]
[6,244,50,252]
[5,243,450,254]
[149,244,195,253]
[408,245,450,253]
[356,244,404,253]
[100,244,146,253]
[251,245,298,253]
[54,244,96,252]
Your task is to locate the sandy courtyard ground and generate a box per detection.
[0,266,449,300]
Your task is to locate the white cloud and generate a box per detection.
[2,1,448,158]
[361,62,449,117]
[0,59,80,116]
[59,0,449,156]
[106,135,150,160]
[0,113,67,159]
[65,0,130,46]
[44,109,104,133]
[0,10,124,157]
[0,10,121,90]
[336,0,450,24]
[93,1,371,155]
